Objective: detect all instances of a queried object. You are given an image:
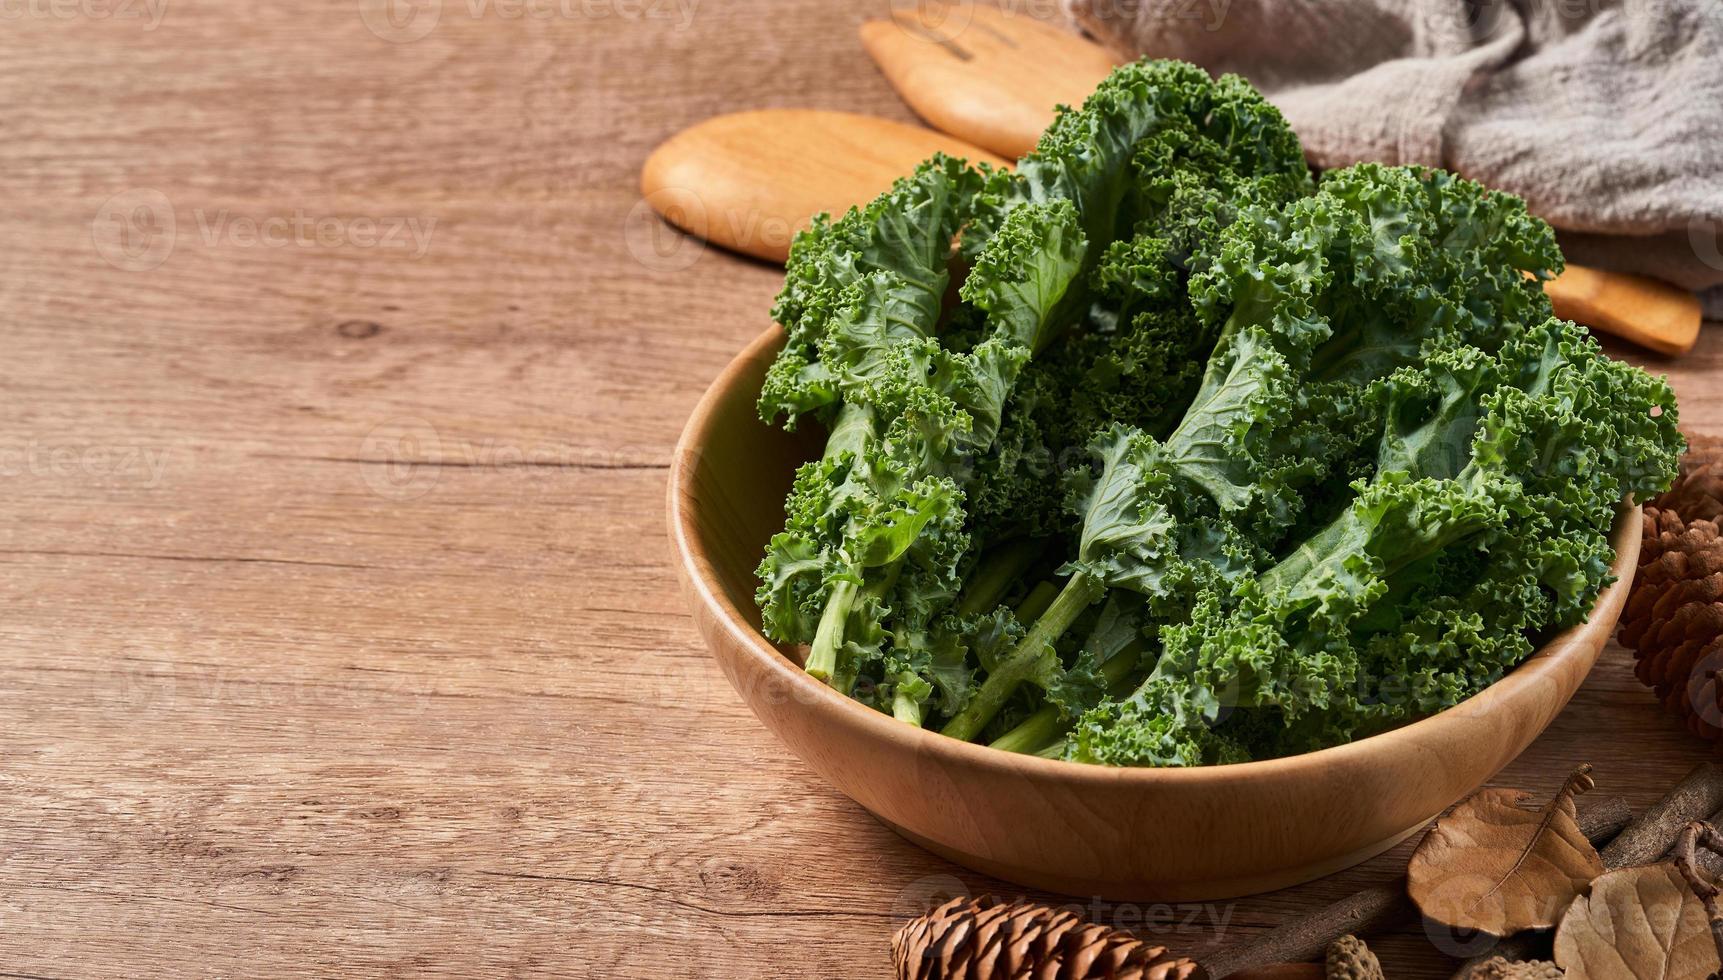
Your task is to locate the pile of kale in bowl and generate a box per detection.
[752,59,1684,767]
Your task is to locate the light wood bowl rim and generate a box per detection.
[670,325,1642,787]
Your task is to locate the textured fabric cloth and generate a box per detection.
[1066,0,1723,314]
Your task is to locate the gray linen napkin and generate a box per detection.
[1065,0,1723,315]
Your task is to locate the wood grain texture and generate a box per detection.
[0,1,1715,977]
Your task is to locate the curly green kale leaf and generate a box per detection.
[1073,319,1681,766]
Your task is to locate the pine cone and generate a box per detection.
[1325,935,1383,980]
[1619,436,1723,740]
[891,896,1205,980]
[1619,507,1723,740]
[1655,433,1723,523]
[1467,957,1562,979]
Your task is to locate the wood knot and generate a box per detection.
[699,860,778,902]
[241,864,301,883]
[336,320,383,340]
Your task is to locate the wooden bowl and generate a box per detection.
[668,326,1643,901]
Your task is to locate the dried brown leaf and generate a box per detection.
[1408,767,1607,936]
[1554,862,1719,980]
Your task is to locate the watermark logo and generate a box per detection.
[360,0,442,42]
[1691,218,1723,273]
[625,187,708,273]
[890,873,972,925]
[92,189,176,272]
[1687,648,1723,734]
[360,416,443,500]
[1422,0,1506,48]
[885,0,974,43]
[625,186,809,271]
[1421,872,1519,958]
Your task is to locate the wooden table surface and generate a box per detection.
[0,2,1717,976]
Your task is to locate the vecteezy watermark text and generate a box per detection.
[884,0,1232,42]
[360,0,698,43]
[192,209,436,258]
[357,416,663,500]
[0,0,167,29]
[92,189,439,272]
[0,442,171,487]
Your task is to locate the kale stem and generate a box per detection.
[829,563,902,695]
[1102,641,1144,687]
[869,561,904,601]
[956,539,1042,617]
[892,681,923,726]
[988,638,1143,754]
[832,662,858,698]
[805,576,859,685]
[989,706,1062,754]
[1015,580,1060,622]
[940,572,1104,742]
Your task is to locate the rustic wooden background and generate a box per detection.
[0,1,1716,976]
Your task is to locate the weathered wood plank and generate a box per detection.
[0,2,1715,977]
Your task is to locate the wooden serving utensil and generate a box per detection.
[1539,265,1704,356]
[642,109,1701,353]
[640,109,1008,264]
[858,2,1704,355]
[860,3,1115,160]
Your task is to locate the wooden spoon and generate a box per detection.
[859,3,1704,355]
[1538,265,1703,356]
[640,109,1007,264]
[642,106,1700,353]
